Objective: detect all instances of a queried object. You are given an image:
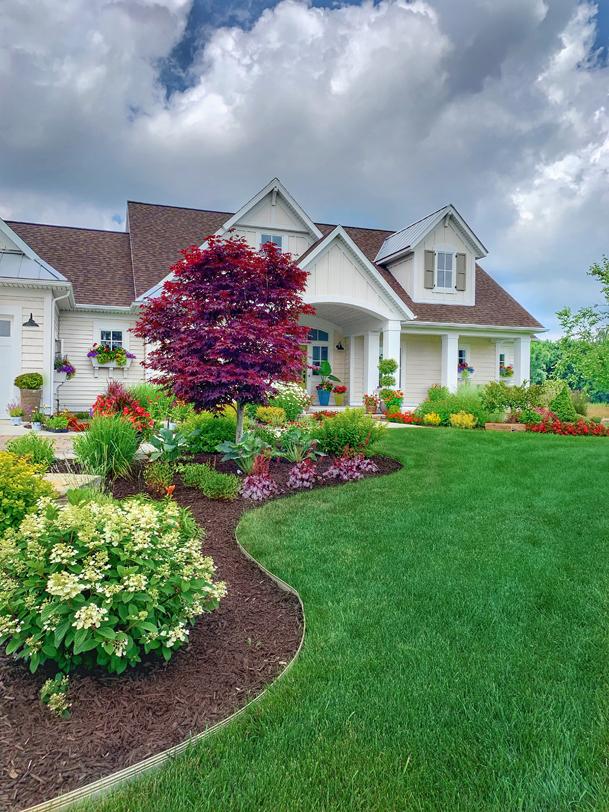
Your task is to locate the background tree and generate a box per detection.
[134,236,314,440]
[554,255,609,395]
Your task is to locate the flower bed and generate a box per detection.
[0,451,399,811]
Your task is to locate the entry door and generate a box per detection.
[0,314,16,417]
[305,328,330,395]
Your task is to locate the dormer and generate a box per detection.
[375,205,487,307]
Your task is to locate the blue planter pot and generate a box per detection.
[317,389,331,406]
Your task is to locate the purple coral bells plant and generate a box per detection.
[324,452,379,483]
[54,356,76,379]
[240,454,279,501]
[287,459,318,490]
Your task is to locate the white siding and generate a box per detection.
[388,254,414,298]
[57,312,146,412]
[305,242,400,320]
[232,226,311,260]
[0,285,50,378]
[402,334,442,408]
[405,219,476,306]
[463,338,498,386]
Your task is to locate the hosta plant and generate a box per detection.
[0,495,226,676]
[148,425,188,463]
[216,432,272,474]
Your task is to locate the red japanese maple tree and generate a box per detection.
[133,235,314,440]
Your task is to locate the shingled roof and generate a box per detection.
[5,201,542,329]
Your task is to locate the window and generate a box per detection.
[260,234,283,251]
[308,329,329,342]
[499,352,506,368]
[458,348,467,366]
[311,344,329,373]
[0,319,11,337]
[436,251,454,289]
[100,329,123,349]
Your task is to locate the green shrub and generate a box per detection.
[550,385,578,422]
[181,411,237,453]
[73,415,139,479]
[6,434,55,471]
[570,389,589,416]
[128,382,175,422]
[268,382,311,421]
[538,379,564,407]
[14,372,43,390]
[45,414,69,431]
[0,496,225,675]
[180,463,241,500]
[417,385,495,426]
[313,408,384,456]
[256,406,286,425]
[144,461,174,496]
[0,451,55,534]
[427,384,449,402]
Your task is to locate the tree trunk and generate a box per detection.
[235,402,245,442]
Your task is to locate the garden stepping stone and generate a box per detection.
[44,473,102,497]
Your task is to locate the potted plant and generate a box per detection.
[30,409,45,432]
[7,402,23,426]
[54,356,76,381]
[363,393,379,414]
[458,360,475,381]
[45,414,69,433]
[14,372,44,418]
[87,343,135,369]
[314,360,340,407]
[379,388,404,413]
[333,385,347,406]
[377,358,402,413]
[499,363,514,378]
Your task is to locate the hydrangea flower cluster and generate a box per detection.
[0,495,225,676]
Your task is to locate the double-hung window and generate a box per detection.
[436,251,454,290]
[100,329,123,349]
[260,234,283,251]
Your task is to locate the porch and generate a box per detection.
[304,303,532,409]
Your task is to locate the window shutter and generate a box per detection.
[456,253,466,291]
[424,250,435,289]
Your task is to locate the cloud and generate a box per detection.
[0,0,608,334]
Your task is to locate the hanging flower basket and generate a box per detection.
[87,344,135,375]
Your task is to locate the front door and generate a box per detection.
[305,328,330,397]
[0,312,18,418]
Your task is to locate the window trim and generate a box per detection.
[434,249,456,292]
[259,233,283,252]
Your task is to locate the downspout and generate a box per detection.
[51,288,72,413]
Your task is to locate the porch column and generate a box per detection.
[382,320,402,391]
[441,333,459,393]
[363,331,380,396]
[513,335,531,385]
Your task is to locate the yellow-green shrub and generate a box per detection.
[0,451,55,534]
[255,406,286,426]
[423,412,442,426]
[450,411,477,429]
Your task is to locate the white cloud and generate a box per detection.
[1,0,608,334]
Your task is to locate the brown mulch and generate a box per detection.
[0,454,400,811]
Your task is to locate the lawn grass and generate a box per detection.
[88,429,609,811]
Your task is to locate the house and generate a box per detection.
[0,178,542,418]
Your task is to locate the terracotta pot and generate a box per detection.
[20,388,41,419]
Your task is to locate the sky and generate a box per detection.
[1,0,609,336]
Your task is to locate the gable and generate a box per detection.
[235,192,309,232]
[0,218,68,283]
[302,232,409,321]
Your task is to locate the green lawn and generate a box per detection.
[90,429,609,811]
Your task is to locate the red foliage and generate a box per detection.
[92,381,154,433]
[133,236,314,414]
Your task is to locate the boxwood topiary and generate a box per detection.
[14,372,43,390]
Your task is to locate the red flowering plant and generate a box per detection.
[386,411,423,424]
[333,385,347,394]
[311,410,338,421]
[133,236,314,442]
[92,381,154,435]
[527,415,609,436]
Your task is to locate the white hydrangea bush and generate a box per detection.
[0,496,226,675]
